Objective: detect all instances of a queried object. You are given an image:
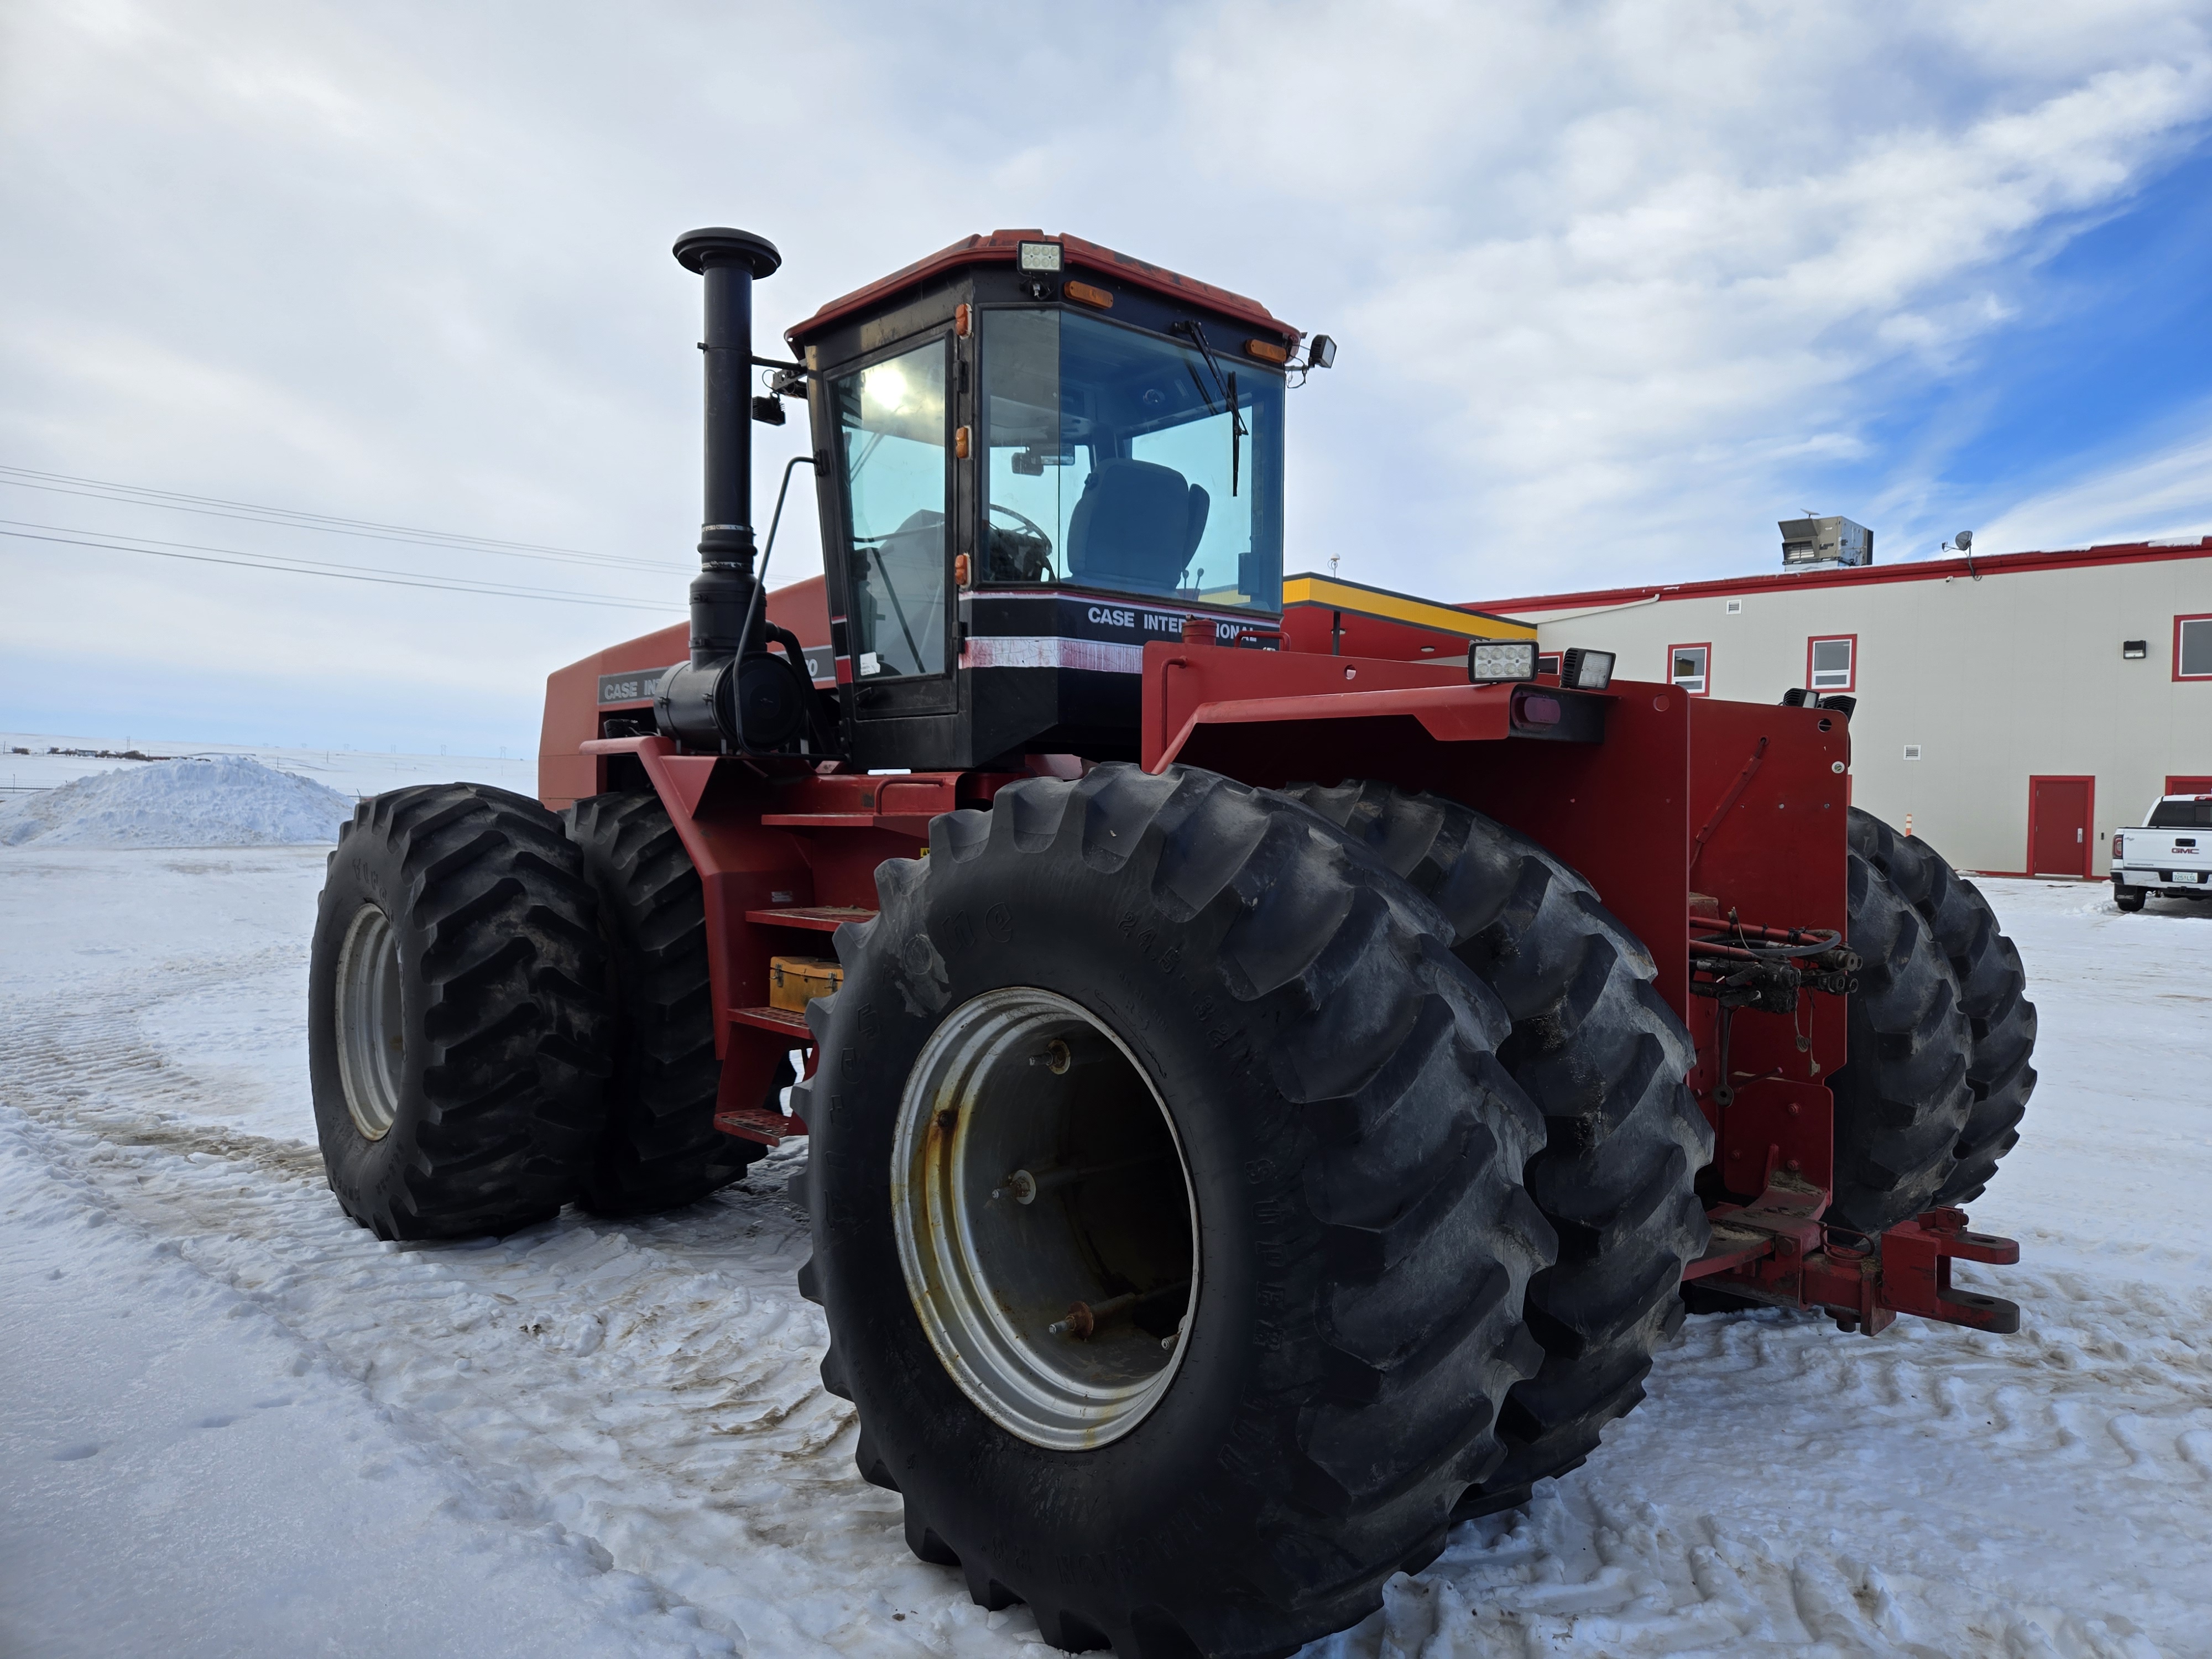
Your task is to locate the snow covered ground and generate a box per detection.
[2,844,2208,1657]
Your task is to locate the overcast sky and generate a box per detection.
[4,0,2210,754]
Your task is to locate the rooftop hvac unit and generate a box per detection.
[1779,515,1873,569]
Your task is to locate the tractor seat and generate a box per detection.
[1066,459,1209,593]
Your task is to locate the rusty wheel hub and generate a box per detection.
[890,987,1197,1449]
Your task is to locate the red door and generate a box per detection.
[2169,775,2212,795]
[2028,776,2094,877]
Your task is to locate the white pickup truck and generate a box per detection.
[2112,793,2212,911]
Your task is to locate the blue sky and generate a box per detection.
[1825,144,2212,568]
[2,1,2209,752]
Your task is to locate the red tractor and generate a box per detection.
[307,227,2037,1657]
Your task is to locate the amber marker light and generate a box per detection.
[1065,280,1113,309]
[1245,339,1290,364]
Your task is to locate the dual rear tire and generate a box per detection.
[309,784,612,1239]
[1828,809,2036,1228]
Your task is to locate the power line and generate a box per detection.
[0,463,690,575]
[0,521,680,612]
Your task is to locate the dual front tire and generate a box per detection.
[798,765,1704,1656]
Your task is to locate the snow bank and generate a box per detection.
[0,756,354,848]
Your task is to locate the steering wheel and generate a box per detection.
[989,501,1052,542]
[987,502,1057,582]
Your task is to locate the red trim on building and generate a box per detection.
[1667,641,1712,696]
[2026,775,2096,880]
[1465,538,2212,616]
[2167,776,2212,795]
[2174,612,2212,681]
[1807,633,1858,693]
[789,229,1298,346]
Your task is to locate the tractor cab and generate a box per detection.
[785,231,1318,771]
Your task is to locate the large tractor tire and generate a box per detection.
[565,792,771,1215]
[1848,808,2036,1207]
[794,764,1554,1658]
[1824,850,1975,1235]
[309,784,611,1240]
[1282,781,1709,1515]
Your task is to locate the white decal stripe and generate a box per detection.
[963,637,1145,674]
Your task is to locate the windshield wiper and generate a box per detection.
[1170,321,1246,497]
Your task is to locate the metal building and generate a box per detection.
[1468,538,2212,878]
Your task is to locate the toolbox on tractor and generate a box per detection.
[311,224,2036,1659]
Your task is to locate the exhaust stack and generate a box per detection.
[656,226,795,748]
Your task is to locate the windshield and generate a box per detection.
[982,308,1283,610]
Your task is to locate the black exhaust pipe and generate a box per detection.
[656,226,801,750]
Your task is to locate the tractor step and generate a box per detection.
[730,1004,814,1039]
[714,1104,801,1146]
[746,905,877,931]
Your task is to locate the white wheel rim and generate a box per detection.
[335,904,404,1141]
[891,987,1198,1450]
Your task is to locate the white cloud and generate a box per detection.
[1976,406,2212,551]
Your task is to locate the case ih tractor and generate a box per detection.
[308,227,2038,1657]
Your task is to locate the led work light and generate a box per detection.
[1559,648,1616,691]
[1468,639,1538,684]
[1017,241,1065,273]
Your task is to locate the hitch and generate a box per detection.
[1685,1177,2020,1336]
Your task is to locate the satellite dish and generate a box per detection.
[1955,530,1974,551]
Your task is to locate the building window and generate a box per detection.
[1808,634,1856,692]
[1725,598,1743,614]
[2178,614,2212,680]
[1537,653,1561,676]
[1903,745,1922,761]
[1668,643,1710,696]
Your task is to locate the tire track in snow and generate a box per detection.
[0,976,1039,1658]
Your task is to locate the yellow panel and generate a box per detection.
[1282,574,1537,640]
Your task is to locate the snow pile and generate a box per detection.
[0,756,354,848]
